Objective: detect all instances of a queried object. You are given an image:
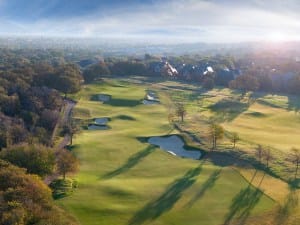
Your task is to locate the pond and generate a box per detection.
[88,117,110,130]
[88,124,110,130]
[98,94,111,102]
[148,135,202,160]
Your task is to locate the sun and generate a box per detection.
[267,32,287,42]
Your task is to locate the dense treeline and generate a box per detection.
[0,51,82,149]
[0,160,79,225]
[0,144,55,177]
[0,48,83,225]
[82,53,300,96]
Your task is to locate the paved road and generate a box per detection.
[56,99,76,150]
[44,99,76,185]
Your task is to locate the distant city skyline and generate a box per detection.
[0,0,300,43]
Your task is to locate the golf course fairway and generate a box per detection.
[57,79,276,225]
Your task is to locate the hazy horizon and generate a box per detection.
[1,0,300,44]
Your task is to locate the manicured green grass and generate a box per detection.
[58,79,276,225]
[159,81,300,178]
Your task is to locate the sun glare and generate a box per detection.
[267,32,288,42]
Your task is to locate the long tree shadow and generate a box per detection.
[223,186,263,225]
[208,98,251,123]
[102,146,155,179]
[274,183,299,225]
[287,94,300,114]
[104,98,141,107]
[185,169,221,208]
[223,170,264,225]
[128,166,202,225]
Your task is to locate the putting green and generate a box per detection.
[58,79,276,225]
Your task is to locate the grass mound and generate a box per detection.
[105,98,141,107]
[50,178,78,199]
[73,107,91,118]
[115,114,136,121]
[208,98,249,122]
[244,111,267,118]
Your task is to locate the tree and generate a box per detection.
[7,124,28,145]
[0,160,78,225]
[287,74,300,95]
[255,144,264,163]
[175,103,186,122]
[53,64,82,97]
[229,74,259,92]
[57,149,79,180]
[231,132,240,149]
[39,109,60,131]
[287,148,300,179]
[0,144,55,177]
[262,147,273,168]
[209,122,224,150]
[83,62,110,83]
[202,77,215,90]
[61,120,79,145]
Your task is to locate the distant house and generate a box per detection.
[203,66,214,75]
[149,61,178,77]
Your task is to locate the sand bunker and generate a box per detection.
[143,91,160,105]
[88,117,110,130]
[98,94,111,102]
[94,117,109,125]
[148,135,201,159]
[142,100,160,105]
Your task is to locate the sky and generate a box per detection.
[1,0,300,43]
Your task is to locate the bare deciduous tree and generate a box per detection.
[209,122,224,150]
[263,147,273,168]
[287,148,300,179]
[231,132,240,149]
[255,144,264,163]
[175,103,186,122]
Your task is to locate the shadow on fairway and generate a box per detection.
[185,169,221,208]
[274,182,299,225]
[208,98,250,122]
[115,114,136,121]
[102,146,155,179]
[105,98,141,107]
[223,171,265,225]
[223,186,263,225]
[128,165,202,225]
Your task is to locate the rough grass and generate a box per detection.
[160,82,300,179]
[150,79,300,224]
[57,79,276,225]
[73,107,91,119]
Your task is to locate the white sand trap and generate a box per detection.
[88,124,109,130]
[143,90,160,105]
[98,94,111,102]
[143,100,160,105]
[148,135,201,160]
[147,94,155,101]
[94,117,109,125]
[167,151,177,156]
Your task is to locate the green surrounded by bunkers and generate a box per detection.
[57,77,300,225]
